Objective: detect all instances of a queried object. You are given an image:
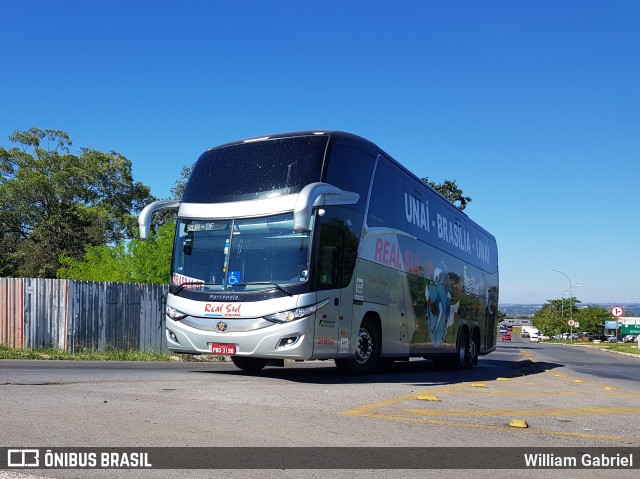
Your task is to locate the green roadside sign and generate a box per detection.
[621,325,640,335]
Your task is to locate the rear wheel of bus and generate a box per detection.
[231,356,270,372]
[334,317,380,375]
[453,328,472,369]
[469,328,480,366]
[435,327,471,370]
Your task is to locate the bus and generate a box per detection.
[138,131,499,373]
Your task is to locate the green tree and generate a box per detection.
[0,128,153,277]
[532,302,562,336]
[575,306,609,333]
[533,298,583,336]
[57,242,134,283]
[56,160,196,284]
[170,164,193,199]
[57,220,175,284]
[422,177,471,211]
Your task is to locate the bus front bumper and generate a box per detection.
[165,315,315,360]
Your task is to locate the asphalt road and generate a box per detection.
[1,340,639,479]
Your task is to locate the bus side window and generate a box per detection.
[317,225,343,290]
[320,246,339,287]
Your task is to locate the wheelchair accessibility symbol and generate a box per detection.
[227,271,241,285]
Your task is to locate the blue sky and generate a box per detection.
[1,0,638,305]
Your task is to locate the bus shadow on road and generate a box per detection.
[192,357,563,386]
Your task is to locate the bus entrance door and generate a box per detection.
[313,224,345,358]
[313,290,341,358]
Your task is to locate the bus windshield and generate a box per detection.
[182,135,327,203]
[171,213,311,292]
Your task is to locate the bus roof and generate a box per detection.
[204,130,495,241]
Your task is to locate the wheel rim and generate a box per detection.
[469,335,478,362]
[458,333,467,363]
[355,327,373,364]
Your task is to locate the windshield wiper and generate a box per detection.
[170,282,221,295]
[232,282,293,296]
[171,281,293,296]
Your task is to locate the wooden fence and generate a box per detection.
[0,278,169,353]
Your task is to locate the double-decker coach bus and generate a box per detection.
[139,131,499,373]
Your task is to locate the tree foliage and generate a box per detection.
[422,177,471,211]
[170,165,193,200]
[0,128,154,277]
[575,306,610,333]
[56,163,190,284]
[532,298,609,336]
[57,220,175,284]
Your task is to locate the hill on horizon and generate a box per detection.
[499,303,640,317]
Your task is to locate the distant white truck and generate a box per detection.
[530,332,543,342]
[522,326,542,342]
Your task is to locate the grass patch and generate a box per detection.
[547,340,640,355]
[597,342,640,355]
[0,344,172,361]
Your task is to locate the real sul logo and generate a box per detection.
[204,303,242,317]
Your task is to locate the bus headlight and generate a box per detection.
[264,299,330,323]
[166,306,188,320]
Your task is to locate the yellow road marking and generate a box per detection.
[339,345,640,445]
[340,409,640,444]
[521,350,536,361]
[521,348,622,388]
[402,407,640,417]
[339,385,467,413]
[509,419,528,428]
[416,395,440,401]
[464,390,579,395]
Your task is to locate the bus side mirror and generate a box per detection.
[182,231,195,256]
[183,230,194,255]
[293,182,359,232]
[138,200,181,239]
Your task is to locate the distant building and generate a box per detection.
[500,319,532,326]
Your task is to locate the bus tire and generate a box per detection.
[469,328,480,367]
[334,317,380,375]
[231,356,269,372]
[449,328,470,370]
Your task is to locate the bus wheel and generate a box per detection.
[231,356,269,372]
[451,328,470,370]
[334,318,380,375]
[468,329,479,368]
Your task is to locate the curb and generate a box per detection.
[572,343,640,359]
[548,341,640,359]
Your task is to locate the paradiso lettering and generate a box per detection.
[204,303,242,317]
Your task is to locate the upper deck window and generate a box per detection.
[183,135,328,203]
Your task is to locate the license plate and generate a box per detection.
[211,343,236,355]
